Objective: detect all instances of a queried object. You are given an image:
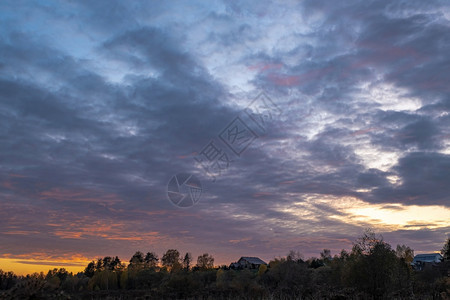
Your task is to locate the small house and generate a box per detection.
[230,257,267,269]
[411,253,443,271]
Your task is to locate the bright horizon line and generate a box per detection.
[1,249,443,276]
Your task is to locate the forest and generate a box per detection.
[1,230,449,299]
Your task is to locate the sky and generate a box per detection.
[0,0,449,275]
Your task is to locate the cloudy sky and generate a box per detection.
[1,0,449,274]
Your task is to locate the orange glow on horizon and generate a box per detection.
[0,258,88,276]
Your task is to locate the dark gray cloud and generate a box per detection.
[371,152,450,205]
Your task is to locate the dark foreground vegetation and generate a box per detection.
[1,230,449,299]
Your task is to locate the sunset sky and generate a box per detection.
[1,0,449,275]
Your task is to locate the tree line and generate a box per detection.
[0,230,449,299]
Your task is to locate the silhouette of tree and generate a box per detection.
[95,258,104,272]
[84,261,96,278]
[258,264,267,276]
[162,249,181,271]
[287,250,304,263]
[196,253,214,270]
[308,258,324,269]
[144,252,159,269]
[352,228,380,255]
[344,230,407,298]
[128,251,145,270]
[320,249,332,264]
[182,252,192,270]
[396,244,414,263]
[441,238,450,261]
[112,256,124,271]
[261,257,310,298]
[100,256,123,271]
[102,257,112,270]
[0,270,18,290]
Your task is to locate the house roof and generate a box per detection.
[238,257,267,265]
[413,253,442,261]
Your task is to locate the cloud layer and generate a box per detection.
[0,0,449,269]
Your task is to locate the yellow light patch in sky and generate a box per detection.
[275,194,450,232]
[321,195,450,231]
[343,204,450,230]
[0,258,87,276]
